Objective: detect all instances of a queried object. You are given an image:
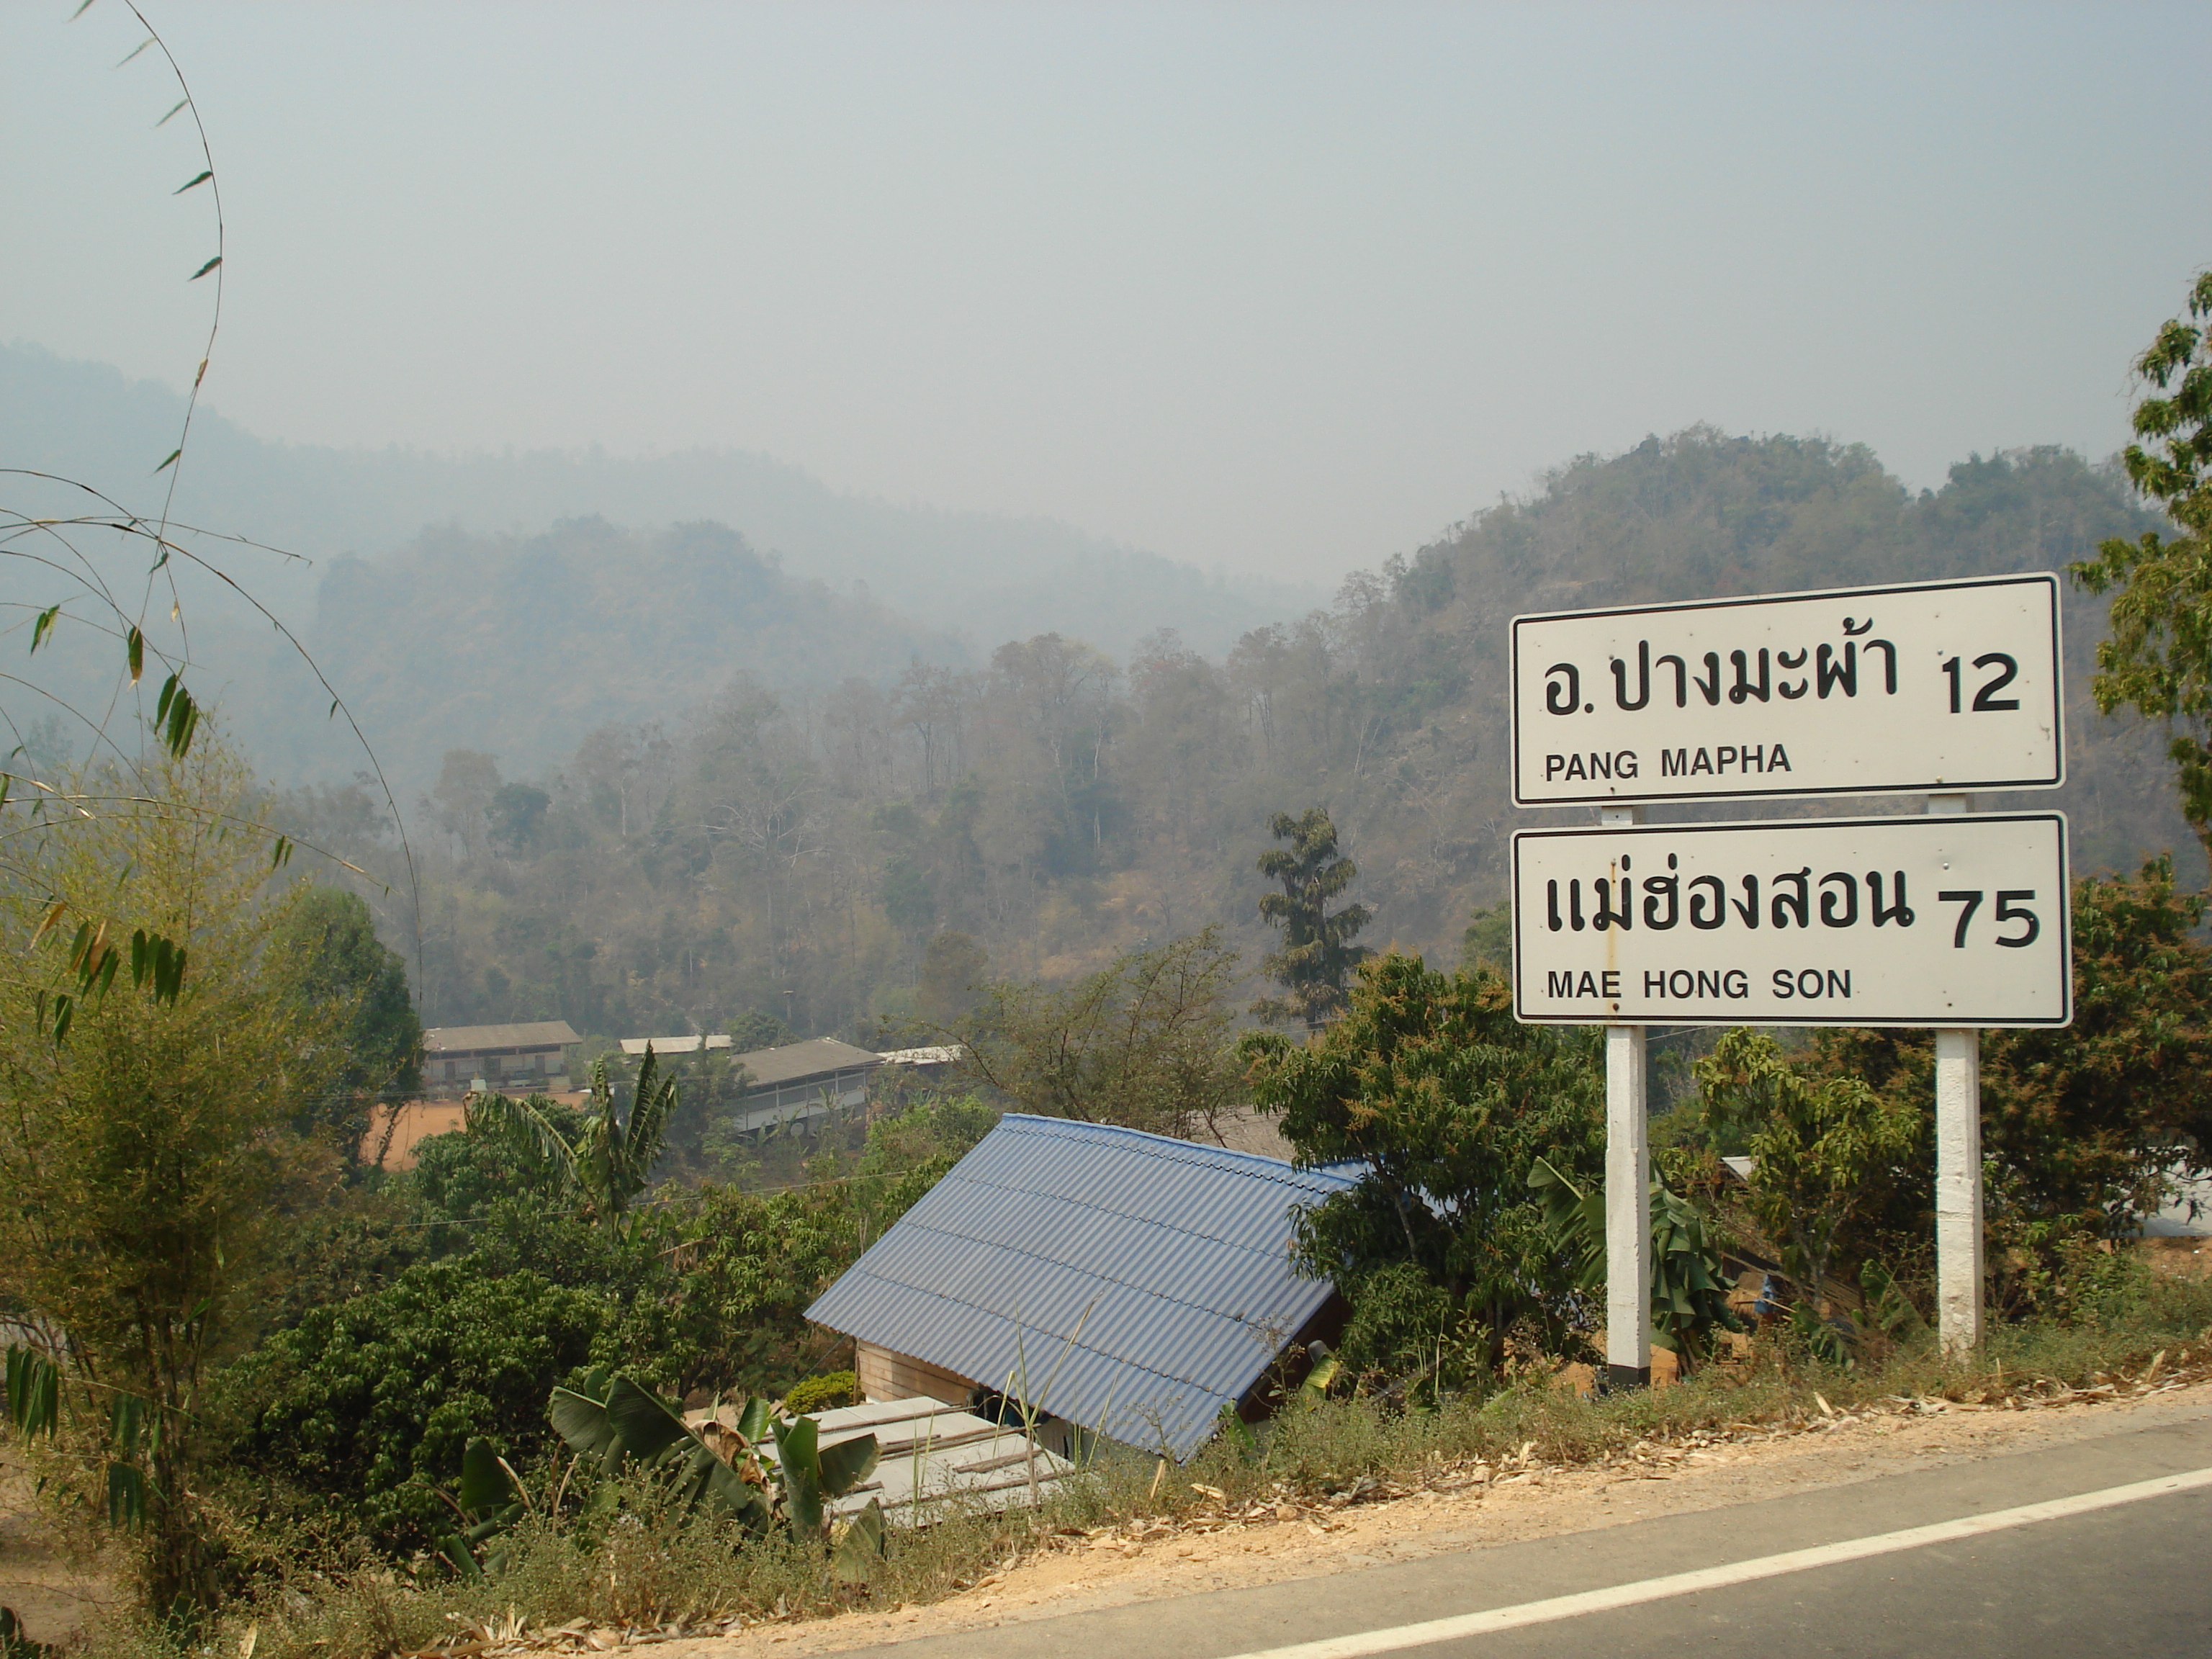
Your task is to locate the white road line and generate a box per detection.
[1216,1465,2212,1659]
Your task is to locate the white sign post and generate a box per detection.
[1509,574,2072,1376]
[1599,804,1648,1390]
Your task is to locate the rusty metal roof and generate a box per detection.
[804,1114,1356,1460]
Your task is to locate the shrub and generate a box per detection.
[228,1259,613,1545]
[783,1372,857,1416]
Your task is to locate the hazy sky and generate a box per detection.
[7,1,2208,587]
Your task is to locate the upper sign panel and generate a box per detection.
[1509,573,2064,804]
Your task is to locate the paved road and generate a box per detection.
[848,1409,2212,1659]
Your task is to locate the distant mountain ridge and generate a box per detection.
[4,342,1325,788]
[1,343,1321,646]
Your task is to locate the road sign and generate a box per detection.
[1509,573,2063,804]
[1511,812,2070,1027]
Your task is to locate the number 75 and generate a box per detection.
[1935,889,2039,948]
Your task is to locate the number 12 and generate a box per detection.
[1943,654,2021,714]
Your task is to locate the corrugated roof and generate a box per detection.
[804,1114,1356,1461]
[736,1037,884,1089]
[620,1034,733,1056]
[424,1020,580,1053]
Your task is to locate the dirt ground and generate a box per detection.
[0,1462,115,1646]
[657,1358,2212,1659]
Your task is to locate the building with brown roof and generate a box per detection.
[421,1020,582,1096]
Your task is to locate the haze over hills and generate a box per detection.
[3,343,1324,787]
[250,428,2195,1039]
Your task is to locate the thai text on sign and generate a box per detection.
[1511,813,2071,1028]
[1510,573,2063,804]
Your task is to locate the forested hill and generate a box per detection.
[241,518,966,789]
[0,343,1319,691]
[290,428,2193,1044]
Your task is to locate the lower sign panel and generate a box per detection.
[1512,812,2070,1027]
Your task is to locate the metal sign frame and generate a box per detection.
[1509,572,2064,806]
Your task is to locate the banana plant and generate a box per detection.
[1529,1157,1740,1369]
[433,1438,529,1581]
[467,1048,678,1233]
[547,1370,885,1581]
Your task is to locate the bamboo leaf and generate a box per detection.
[154,941,186,1002]
[189,256,222,282]
[30,606,60,655]
[30,899,67,950]
[4,1347,60,1439]
[71,1,99,19]
[174,170,212,194]
[116,36,153,66]
[126,626,144,684]
[157,96,189,126]
[155,675,199,757]
[106,1463,145,1529]
[153,449,182,475]
[269,835,293,870]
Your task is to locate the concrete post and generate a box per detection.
[1605,1022,1650,1388]
[1599,802,1650,1389]
[1934,1027,1984,1354]
[1927,790,1984,1355]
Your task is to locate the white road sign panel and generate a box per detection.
[1512,813,2070,1027]
[1510,573,2063,804]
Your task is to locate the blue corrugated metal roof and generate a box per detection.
[804,1114,1357,1460]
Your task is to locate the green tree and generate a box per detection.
[953,930,1244,1141]
[1695,1028,1918,1316]
[1241,957,1603,1375]
[0,741,346,1614]
[1820,859,2212,1245]
[1460,901,1511,976]
[487,781,551,854]
[274,887,422,1163]
[1254,807,1372,1027]
[2071,271,2212,862]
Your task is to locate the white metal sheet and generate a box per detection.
[1512,813,2071,1027]
[1510,574,2063,804]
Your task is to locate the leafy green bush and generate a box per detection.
[783,1372,857,1416]
[229,1259,613,1544]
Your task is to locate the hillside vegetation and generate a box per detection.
[284,428,2190,1040]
